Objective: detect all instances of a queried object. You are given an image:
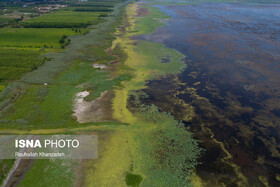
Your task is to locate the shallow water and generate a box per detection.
[140,2,280,186]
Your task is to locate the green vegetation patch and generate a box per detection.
[18,159,76,187]
[0,49,45,82]
[125,172,143,187]
[0,159,14,185]
[1,59,130,127]
[0,85,5,92]
[133,104,202,186]
[127,40,186,89]
[136,41,186,75]
[0,28,78,48]
[0,17,20,28]
[81,45,116,63]
[135,6,170,35]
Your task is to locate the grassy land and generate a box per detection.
[0,160,14,185]
[0,49,45,82]
[18,160,77,187]
[135,41,186,75]
[0,28,79,48]
[0,59,129,128]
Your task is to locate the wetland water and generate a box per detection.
[139,2,280,186]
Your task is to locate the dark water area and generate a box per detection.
[140,2,280,186]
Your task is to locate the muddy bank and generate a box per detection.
[73,90,115,123]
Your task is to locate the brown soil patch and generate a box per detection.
[73,90,115,123]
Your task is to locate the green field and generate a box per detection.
[21,11,103,28]
[0,49,45,82]
[0,27,78,86]
[0,28,79,48]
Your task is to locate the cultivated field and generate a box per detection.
[0,28,78,48]
[0,49,44,82]
[0,0,120,86]
[21,11,103,28]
